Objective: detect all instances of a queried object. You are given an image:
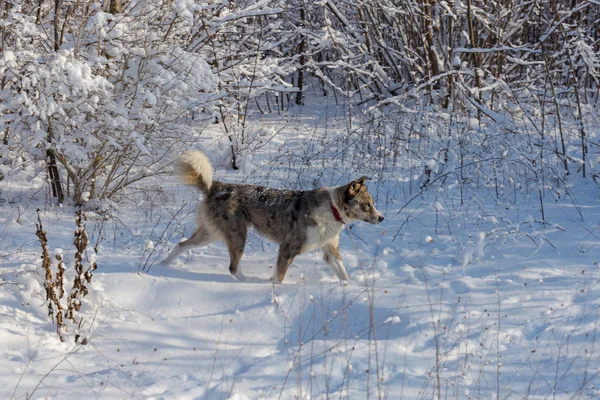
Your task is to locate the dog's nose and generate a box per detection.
[378,215,384,223]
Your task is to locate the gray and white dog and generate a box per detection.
[160,151,384,283]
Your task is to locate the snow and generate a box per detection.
[1,50,16,64]
[452,55,461,69]
[1,100,600,400]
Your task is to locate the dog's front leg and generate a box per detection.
[322,238,350,281]
[272,243,301,283]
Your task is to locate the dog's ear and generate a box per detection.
[346,176,372,198]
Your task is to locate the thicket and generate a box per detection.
[2,1,599,396]
[0,0,598,205]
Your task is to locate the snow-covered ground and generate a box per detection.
[1,102,599,399]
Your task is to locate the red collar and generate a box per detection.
[330,200,345,224]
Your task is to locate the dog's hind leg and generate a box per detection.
[160,226,216,265]
[272,242,302,283]
[323,238,350,281]
[223,225,247,279]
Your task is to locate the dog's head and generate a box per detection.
[343,176,384,224]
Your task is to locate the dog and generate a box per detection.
[160,150,384,283]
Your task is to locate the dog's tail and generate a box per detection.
[176,150,213,194]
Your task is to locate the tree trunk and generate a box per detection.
[47,123,64,204]
[296,1,306,105]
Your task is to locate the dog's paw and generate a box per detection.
[154,257,174,268]
[336,276,354,287]
[233,271,247,281]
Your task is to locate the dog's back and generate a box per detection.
[204,181,331,245]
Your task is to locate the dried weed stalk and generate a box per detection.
[35,210,97,343]
[36,210,65,341]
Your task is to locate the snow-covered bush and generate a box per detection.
[0,0,289,204]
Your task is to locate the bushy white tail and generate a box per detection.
[176,150,213,194]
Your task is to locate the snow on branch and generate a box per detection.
[454,46,541,54]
